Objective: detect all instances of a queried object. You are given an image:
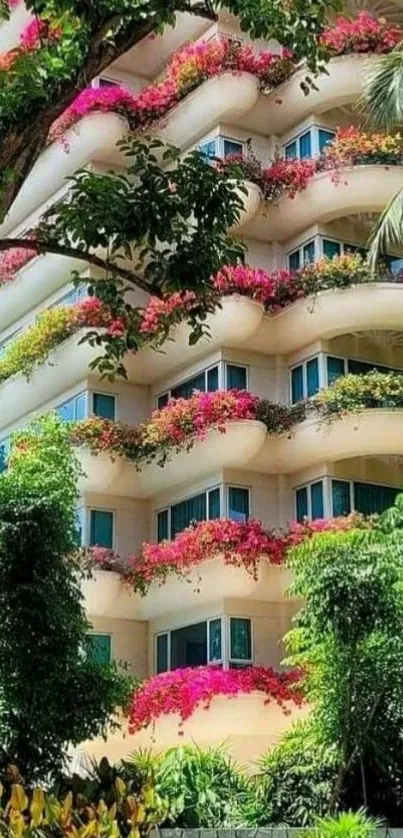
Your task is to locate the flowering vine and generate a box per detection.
[128,666,303,732]
[320,12,403,56]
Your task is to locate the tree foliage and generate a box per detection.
[0,414,132,783]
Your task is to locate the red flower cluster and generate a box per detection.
[128,665,302,732]
[321,11,402,55]
[0,16,61,70]
[0,244,37,286]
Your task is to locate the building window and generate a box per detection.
[156,617,223,672]
[295,480,324,522]
[284,126,335,160]
[157,362,247,408]
[92,392,116,420]
[229,617,252,666]
[290,356,320,403]
[156,483,249,541]
[0,438,10,474]
[199,136,244,160]
[89,509,114,549]
[287,238,316,271]
[295,477,401,521]
[48,285,87,309]
[86,633,112,664]
[56,391,87,422]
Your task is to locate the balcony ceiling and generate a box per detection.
[343,0,403,23]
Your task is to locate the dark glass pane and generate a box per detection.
[228,487,249,522]
[327,355,345,386]
[223,139,243,158]
[171,621,207,669]
[291,365,304,404]
[157,509,169,542]
[285,140,297,160]
[87,634,111,664]
[207,365,219,392]
[323,239,341,260]
[288,249,301,271]
[226,364,247,390]
[318,129,335,152]
[306,357,320,397]
[158,393,169,410]
[208,487,221,519]
[230,618,252,661]
[311,481,324,519]
[171,493,207,537]
[344,243,368,259]
[209,619,222,662]
[172,371,206,400]
[299,131,312,159]
[303,240,316,264]
[90,510,113,548]
[296,487,308,522]
[157,634,168,673]
[93,393,116,420]
[199,140,217,159]
[354,482,399,515]
[332,480,351,517]
[348,359,378,376]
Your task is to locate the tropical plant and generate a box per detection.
[0,413,132,782]
[305,809,380,837]
[249,720,338,827]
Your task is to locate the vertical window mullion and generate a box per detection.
[303,363,308,400]
[350,481,355,512]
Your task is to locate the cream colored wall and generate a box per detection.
[83,492,150,555]
[86,374,150,425]
[89,615,148,678]
[224,597,298,668]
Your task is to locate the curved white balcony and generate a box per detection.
[126,295,264,383]
[1,73,260,236]
[243,166,403,242]
[0,253,86,332]
[243,54,374,136]
[78,420,267,499]
[0,331,97,432]
[139,558,293,620]
[77,694,309,766]
[0,2,31,52]
[257,409,403,474]
[249,282,403,356]
[82,569,141,620]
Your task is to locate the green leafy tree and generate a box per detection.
[0,413,132,783]
[286,525,403,820]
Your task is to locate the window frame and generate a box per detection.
[228,615,253,666]
[155,615,224,673]
[295,476,401,521]
[287,236,317,271]
[294,477,327,521]
[91,390,118,420]
[56,389,88,422]
[289,353,322,403]
[88,507,115,550]
[225,484,251,521]
[156,484,223,541]
[86,631,113,664]
[283,125,336,161]
[199,134,245,160]
[156,361,249,408]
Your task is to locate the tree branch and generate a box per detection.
[0,238,161,298]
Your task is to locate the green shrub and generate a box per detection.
[249,721,338,827]
[305,809,380,837]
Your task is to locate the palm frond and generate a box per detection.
[368,187,403,270]
[360,45,403,131]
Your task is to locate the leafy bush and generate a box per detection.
[151,745,252,828]
[305,809,380,837]
[249,721,338,827]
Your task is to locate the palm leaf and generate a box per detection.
[361,45,403,130]
[368,187,403,270]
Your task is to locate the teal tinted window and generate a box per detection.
[226,364,247,390]
[306,357,320,397]
[332,480,351,517]
[207,365,219,391]
[323,239,341,260]
[171,622,207,668]
[299,131,312,159]
[157,634,168,673]
[285,140,297,159]
[208,488,221,519]
[223,138,243,158]
[354,482,399,515]
[0,439,9,474]
[327,356,345,386]
[318,129,335,153]
[311,481,324,519]
[87,634,111,664]
[57,399,75,422]
[199,139,217,159]
[288,249,301,271]
[230,618,252,661]
[303,240,316,264]
[228,487,249,522]
[291,365,304,404]
[344,243,368,259]
[296,487,308,522]
[157,509,169,542]
[209,619,222,662]
[172,371,206,399]
[93,393,116,420]
[158,393,169,410]
[383,255,403,275]
[171,492,207,537]
[89,510,113,548]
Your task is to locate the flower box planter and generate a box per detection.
[81,568,141,620]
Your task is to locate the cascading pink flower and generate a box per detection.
[321,12,402,55]
[128,665,303,731]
